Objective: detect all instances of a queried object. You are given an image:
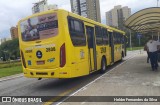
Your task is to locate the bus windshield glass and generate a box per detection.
[20,13,58,41]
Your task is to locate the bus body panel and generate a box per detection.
[62,11,90,77]
[18,10,71,78]
[85,25,97,72]
[114,44,122,62]
[18,9,126,79]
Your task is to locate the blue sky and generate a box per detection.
[0,0,158,39]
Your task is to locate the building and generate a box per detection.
[106,5,131,30]
[10,26,18,39]
[47,4,58,10]
[32,0,58,14]
[70,0,101,22]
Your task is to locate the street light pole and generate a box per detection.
[158,32,160,41]
[129,29,132,51]
[138,37,141,46]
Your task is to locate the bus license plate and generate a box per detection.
[37,61,45,65]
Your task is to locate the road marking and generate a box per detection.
[43,85,80,105]
[0,52,139,104]
[0,74,23,82]
[56,53,138,105]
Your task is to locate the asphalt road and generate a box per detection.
[0,50,141,105]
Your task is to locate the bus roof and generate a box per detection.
[18,9,125,35]
[18,9,60,24]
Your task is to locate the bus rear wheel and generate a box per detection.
[122,51,124,58]
[100,58,107,74]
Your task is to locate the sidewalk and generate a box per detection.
[60,52,160,105]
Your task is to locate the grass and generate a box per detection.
[0,66,22,78]
[0,61,21,69]
[0,46,144,78]
[127,47,143,51]
[0,61,23,78]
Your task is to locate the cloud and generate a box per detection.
[48,0,71,11]
[100,0,157,24]
[0,0,71,39]
[0,0,158,38]
[0,0,33,38]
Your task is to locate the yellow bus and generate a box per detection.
[18,9,126,79]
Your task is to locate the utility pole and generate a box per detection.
[157,0,159,7]
[138,36,141,46]
[129,29,132,51]
[158,32,160,40]
[152,32,154,39]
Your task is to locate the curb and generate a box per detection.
[56,53,138,105]
[0,74,23,82]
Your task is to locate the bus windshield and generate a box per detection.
[20,13,58,41]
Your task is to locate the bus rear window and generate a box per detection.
[20,13,58,41]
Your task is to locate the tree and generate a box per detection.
[0,38,20,61]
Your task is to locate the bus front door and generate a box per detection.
[86,26,97,72]
[109,32,114,64]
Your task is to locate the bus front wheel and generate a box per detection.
[100,58,107,74]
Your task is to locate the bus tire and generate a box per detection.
[120,51,124,62]
[122,51,124,58]
[100,57,107,74]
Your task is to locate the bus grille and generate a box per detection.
[36,72,48,75]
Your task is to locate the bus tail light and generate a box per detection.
[60,43,66,67]
[21,50,26,68]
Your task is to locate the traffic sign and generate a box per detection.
[137,34,142,39]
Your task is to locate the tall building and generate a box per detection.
[10,26,18,39]
[32,0,58,14]
[106,5,131,30]
[70,0,101,22]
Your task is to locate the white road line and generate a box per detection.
[56,53,138,105]
[0,74,23,82]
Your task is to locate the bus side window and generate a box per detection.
[108,32,112,47]
[117,33,121,44]
[68,17,86,46]
[121,34,124,44]
[102,28,108,45]
[113,32,116,44]
[95,26,103,45]
[119,34,122,44]
[114,32,118,44]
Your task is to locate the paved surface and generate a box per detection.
[0,74,23,82]
[59,50,160,105]
[0,50,144,105]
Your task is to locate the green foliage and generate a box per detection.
[0,61,21,69]
[131,33,148,47]
[127,47,143,51]
[126,31,150,47]
[0,66,22,78]
[0,38,20,61]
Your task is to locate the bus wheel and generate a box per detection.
[100,58,107,74]
[122,51,124,58]
[120,51,124,61]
